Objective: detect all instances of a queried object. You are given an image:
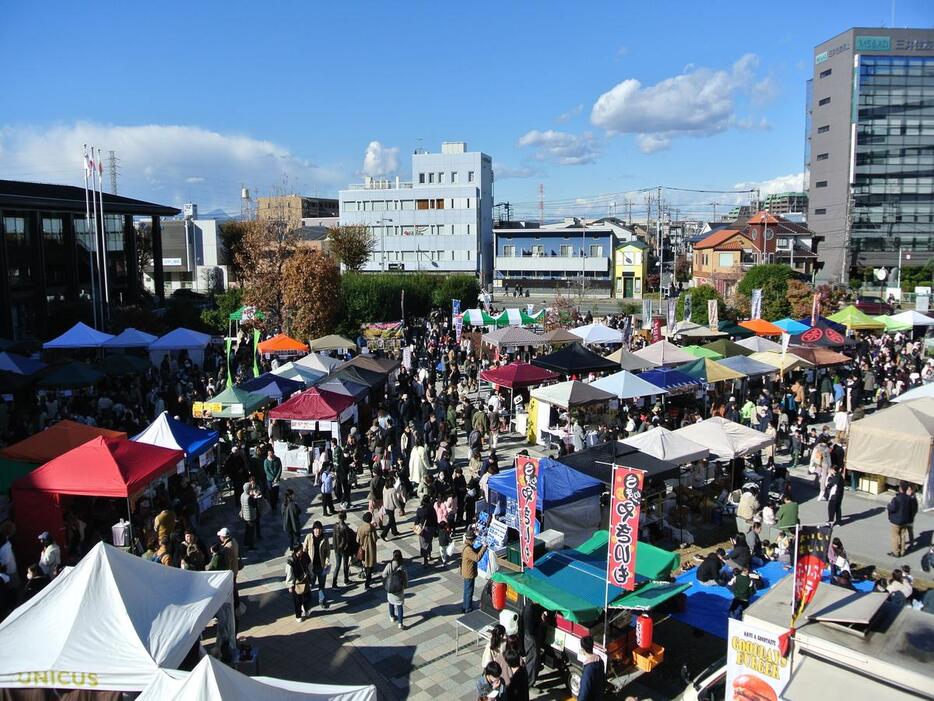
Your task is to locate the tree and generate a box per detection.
[135,223,153,287]
[327,225,375,272]
[786,279,815,319]
[674,255,692,283]
[219,220,250,283]
[674,285,724,326]
[544,291,582,331]
[282,249,341,340]
[430,275,481,309]
[736,264,796,320]
[200,288,244,334]
[234,217,299,326]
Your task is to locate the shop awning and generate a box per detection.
[610,580,692,611]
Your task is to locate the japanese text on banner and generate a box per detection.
[607,466,644,591]
[515,456,540,569]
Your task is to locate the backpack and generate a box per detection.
[385,564,405,594]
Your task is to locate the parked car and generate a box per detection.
[854,295,894,316]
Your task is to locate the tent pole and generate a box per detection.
[126,497,134,554]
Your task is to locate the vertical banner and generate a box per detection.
[651,317,663,343]
[725,619,792,701]
[642,299,652,330]
[666,299,676,332]
[515,455,540,569]
[402,346,413,370]
[622,316,632,345]
[750,289,763,320]
[780,332,791,358]
[708,299,719,330]
[453,313,464,342]
[916,294,930,313]
[451,298,461,316]
[792,525,833,626]
[607,465,644,591]
[224,337,233,389]
[526,303,534,315]
[252,328,261,377]
[811,292,820,325]
[683,293,693,322]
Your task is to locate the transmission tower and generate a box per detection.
[108,151,119,194]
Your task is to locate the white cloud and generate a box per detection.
[361,140,399,177]
[590,54,770,154]
[734,171,807,196]
[0,122,346,213]
[517,129,601,165]
[555,104,583,124]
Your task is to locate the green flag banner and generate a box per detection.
[253,328,261,377]
[225,337,233,389]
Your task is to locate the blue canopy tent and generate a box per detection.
[487,457,604,546]
[238,373,304,401]
[0,352,46,376]
[102,327,159,349]
[716,355,778,378]
[42,322,114,350]
[772,318,810,335]
[133,411,220,465]
[638,367,702,394]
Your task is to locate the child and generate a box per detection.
[319,466,335,516]
[437,521,453,566]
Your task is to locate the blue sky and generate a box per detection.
[1,1,931,219]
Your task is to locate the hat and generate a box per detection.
[38,531,50,541]
[499,609,519,635]
[217,527,231,538]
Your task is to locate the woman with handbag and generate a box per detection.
[355,512,378,588]
[284,543,312,621]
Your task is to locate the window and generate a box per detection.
[434,199,444,209]
[42,217,63,242]
[560,245,572,256]
[589,244,603,257]
[814,208,827,215]
[418,173,425,184]
[402,251,416,262]
[3,216,26,245]
[468,171,475,182]
[372,200,386,211]
[818,96,831,106]
[816,152,829,161]
[453,250,471,261]
[451,171,458,183]
[400,200,414,210]
[428,173,434,184]
[437,172,443,183]
[820,68,832,78]
[718,253,733,268]
[416,199,430,210]
[503,245,515,257]
[817,125,830,134]
[532,245,544,257]
[343,201,356,212]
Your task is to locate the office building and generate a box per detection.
[144,205,231,295]
[257,195,338,231]
[0,179,179,339]
[493,219,616,296]
[806,27,934,280]
[338,142,494,281]
[763,192,808,216]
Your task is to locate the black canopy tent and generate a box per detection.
[530,342,619,376]
[559,441,680,483]
[330,365,385,388]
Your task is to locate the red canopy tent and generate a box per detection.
[479,361,560,389]
[268,387,354,421]
[11,436,183,556]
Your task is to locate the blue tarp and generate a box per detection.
[238,372,304,400]
[42,322,114,349]
[132,411,219,458]
[670,561,874,638]
[638,367,701,392]
[102,327,159,349]
[487,457,604,510]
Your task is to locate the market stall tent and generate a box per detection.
[271,361,326,385]
[890,310,934,327]
[560,441,681,483]
[0,420,126,463]
[736,336,782,353]
[893,383,934,403]
[738,319,784,336]
[529,380,615,409]
[481,326,546,348]
[828,305,886,331]
[676,357,746,383]
[539,328,580,345]
[789,319,847,347]
[36,360,106,388]
[97,353,151,376]
[637,367,702,393]
[461,308,497,326]
[137,655,377,701]
[268,387,355,423]
[717,320,754,339]
[570,323,624,345]
[308,334,357,352]
[102,327,159,349]
[42,321,115,349]
[590,370,668,400]
[682,345,724,360]
[786,346,852,367]
[673,417,774,459]
[339,354,401,375]
[622,426,710,464]
[238,372,305,401]
[715,354,779,378]
[149,327,212,366]
[604,347,658,372]
[772,318,810,335]
[874,314,913,333]
[531,342,619,375]
[633,340,695,366]
[314,377,368,401]
[479,361,560,389]
[296,352,343,374]
[0,351,46,375]
[749,350,814,373]
[133,411,219,459]
[257,333,309,355]
[0,542,233,692]
[208,386,269,418]
[701,339,754,358]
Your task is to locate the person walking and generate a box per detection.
[217,527,242,613]
[282,489,302,548]
[775,494,799,534]
[461,533,487,613]
[303,521,331,608]
[414,496,438,567]
[826,465,845,526]
[381,475,404,540]
[577,635,605,701]
[382,549,408,629]
[905,484,919,551]
[356,512,378,588]
[319,465,336,516]
[284,543,312,620]
[239,480,260,549]
[263,447,283,514]
[887,481,914,557]
[330,511,353,588]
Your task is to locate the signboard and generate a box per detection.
[607,465,644,592]
[683,293,692,322]
[666,299,676,331]
[402,346,412,370]
[651,317,663,343]
[916,295,930,313]
[486,517,508,549]
[792,524,833,625]
[708,299,719,330]
[290,419,318,431]
[361,321,404,351]
[725,618,792,701]
[229,403,244,417]
[192,401,223,418]
[515,455,540,570]
[855,35,891,52]
[161,257,183,267]
[454,313,464,342]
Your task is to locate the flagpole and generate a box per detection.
[83,146,98,330]
[88,153,104,326]
[95,147,111,321]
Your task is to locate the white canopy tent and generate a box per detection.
[622,426,710,464]
[893,382,934,403]
[890,310,934,327]
[590,370,667,400]
[672,417,773,459]
[633,340,695,366]
[530,380,615,410]
[138,655,376,701]
[570,323,624,345]
[736,336,782,352]
[296,352,343,374]
[272,361,327,385]
[149,328,212,367]
[0,542,233,692]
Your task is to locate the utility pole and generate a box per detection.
[657,185,663,308]
[538,184,544,224]
[841,186,853,284]
[626,199,632,226]
[108,151,119,194]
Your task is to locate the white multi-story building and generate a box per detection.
[338,142,493,281]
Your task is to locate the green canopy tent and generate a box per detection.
[873,314,912,333]
[491,530,687,623]
[461,309,498,326]
[208,386,269,418]
[37,361,106,389]
[827,305,886,331]
[682,345,723,360]
[717,320,754,339]
[96,353,151,377]
[701,339,754,358]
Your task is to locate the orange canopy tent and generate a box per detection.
[257,333,309,355]
[738,319,785,336]
[0,420,126,463]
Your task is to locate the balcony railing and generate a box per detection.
[345,181,414,191]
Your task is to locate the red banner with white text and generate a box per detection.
[607,465,645,591]
[515,455,540,570]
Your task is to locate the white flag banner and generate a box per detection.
[666,299,676,332]
[642,299,652,330]
[750,289,763,320]
[708,299,719,330]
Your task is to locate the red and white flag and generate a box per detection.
[607,466,645,591]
